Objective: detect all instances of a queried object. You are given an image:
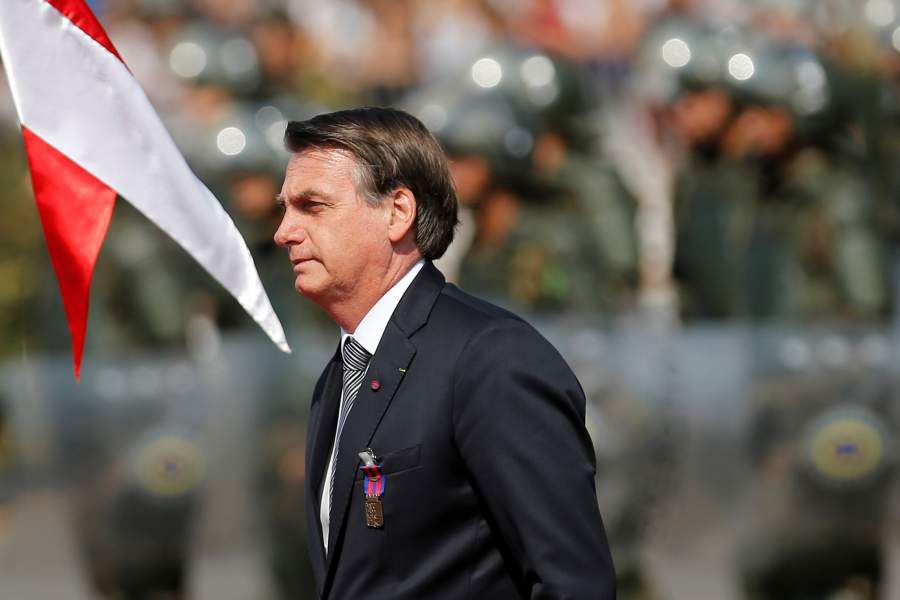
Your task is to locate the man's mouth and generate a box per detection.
[291,257,314,271]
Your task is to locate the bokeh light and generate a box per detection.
[254,105,284,130]
[419,103,448,132]
[471,57,503,88]
[169,41,207,78]
[778,337,812,370]
[727,53,755,81]
[865,0,896,27]
[520,55,556,87]
[661,38,692,68]
[796,60,826,90]
[504,126,534,158]
[220,38,257,77]
[526,81,559,106]
[216,126,246,155]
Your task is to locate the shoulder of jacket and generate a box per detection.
[432,289,551,356]
[434,283,527,327]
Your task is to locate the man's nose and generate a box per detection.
[274,213,305,247]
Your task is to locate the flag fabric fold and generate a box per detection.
[22,126,117,380]
[0,0,291,378]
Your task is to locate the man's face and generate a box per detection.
[274,148,391,307]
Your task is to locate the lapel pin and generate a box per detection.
[398,368,406,373]
[370,379,381,391]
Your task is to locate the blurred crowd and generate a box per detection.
[1,0,900,356]
[3,1,900,599]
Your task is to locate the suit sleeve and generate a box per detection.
[452,320,616,600]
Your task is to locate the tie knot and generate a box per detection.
[342,336,370,372]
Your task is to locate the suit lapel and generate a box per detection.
[306,351,343,581]
[320,262,446,596]
[309,356,343,502]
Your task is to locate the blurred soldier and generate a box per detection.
[744,361,896,599]
[250,11,307,98]
[764,145,889,319]
[669,84,756,318]
[73,429,202,600]
[457,146,612,314]
[531,129,638,312]
[257,411,317,599]
[669,40,891,321]
[420,66,620,312]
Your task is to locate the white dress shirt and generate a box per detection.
[320,259,424,552]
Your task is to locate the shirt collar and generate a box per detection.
[340,260,425,356]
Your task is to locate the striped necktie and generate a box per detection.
[327,336,371,528]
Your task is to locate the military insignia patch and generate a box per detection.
[804,405,888,488]
[133,434,205,498]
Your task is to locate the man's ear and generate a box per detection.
[387,187,416,244]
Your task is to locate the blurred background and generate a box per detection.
[2,0,900,598]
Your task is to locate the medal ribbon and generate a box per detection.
[361,464,386,496]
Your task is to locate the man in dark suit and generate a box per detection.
[274,107,615,599]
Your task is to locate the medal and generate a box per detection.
[359,448,386,528]
[364,495,384,528]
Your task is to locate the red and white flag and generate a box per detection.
[0,0,291,378]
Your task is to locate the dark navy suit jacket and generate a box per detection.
[305,262,616,599]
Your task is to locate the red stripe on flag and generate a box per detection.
[43,0,124,63]
[22,126,117,380]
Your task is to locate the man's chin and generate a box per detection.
[294,275,327,300]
